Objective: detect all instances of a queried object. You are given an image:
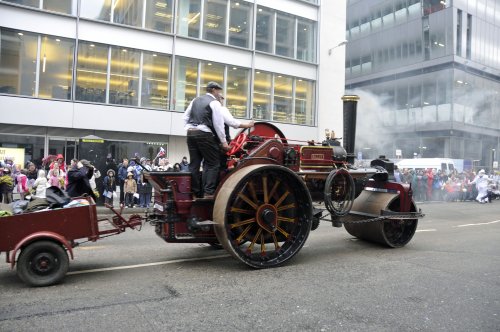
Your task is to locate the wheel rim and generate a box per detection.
[383,199,418,247]
[215,165,312,268]
[29,252,60,276]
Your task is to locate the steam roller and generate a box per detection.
[145,94,424,269]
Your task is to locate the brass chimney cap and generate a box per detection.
[341,95,360,101]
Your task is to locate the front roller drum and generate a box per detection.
[214,165,313,268]
[344,190,418,248]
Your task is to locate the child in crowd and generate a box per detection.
[16,169,29,200]
[33,169,48,198]
[124,172,137,208]
[103,169,117,206]
[48,165,62,188]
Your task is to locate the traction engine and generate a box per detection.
[145,95,424,268]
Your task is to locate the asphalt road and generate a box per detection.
[0,201,499,331]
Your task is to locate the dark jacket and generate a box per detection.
[66,166,96,200]
[27,169,38,181]
[117,165,128,184]
[179,161,189,172]
[103,175,117,192]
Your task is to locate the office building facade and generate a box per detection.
[0,0,346,168]
[346,0,500,170]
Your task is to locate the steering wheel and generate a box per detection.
[227,132,248,156]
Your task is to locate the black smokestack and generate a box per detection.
[342,95,359,164]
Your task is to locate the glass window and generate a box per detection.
[255,7,274,53]
[109,46,140,106]
[409,84,422,108]
[359,16,370,35]
[177,0,202,38]
[396,85,408,110]
[466,14,472,59]
[371,10,382,31]
[297,19,315,62]
[43,0,72,14]
[295,78,314,125]
[408,0,421,19]
[203,0,227,43]
[226,66,249,118]
[276,13,295,57]
[229,0,252,48]
[394,1,406,23]
[3,0,39,8]
[273,75,293,122]
[0,28,37,96]
[200,61,224,91]
[382,5,394,28]
[173,57,198,111]
[80,0,112,21]
[39,35,74,100]
[253,71,272,120]
[141,52,170,109]
[145,0,173,33]
[4,0,73,14]
[112,0,143,27]
[76,41,108,103]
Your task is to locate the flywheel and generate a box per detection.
[214,165,313,268]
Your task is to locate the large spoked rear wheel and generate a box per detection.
[17,241,69,287]
[214,165,312,268]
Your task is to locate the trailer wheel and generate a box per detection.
[214,165,312,268]
[16,241,69,287]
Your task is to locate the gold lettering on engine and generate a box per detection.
[311,154,324,160]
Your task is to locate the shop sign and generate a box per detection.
[0,147,25,167]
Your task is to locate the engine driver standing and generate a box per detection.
[183,82,229,199]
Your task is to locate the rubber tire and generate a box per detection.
[16,241,69,287]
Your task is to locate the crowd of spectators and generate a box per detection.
[0,154,190,208]
[2,154,498,206]
[394,167,500,203]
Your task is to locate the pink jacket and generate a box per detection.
[16,174,28,193]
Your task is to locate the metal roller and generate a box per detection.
[343,190,418,248]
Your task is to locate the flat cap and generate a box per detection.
[206,81,223,90]
[80,159,92,168]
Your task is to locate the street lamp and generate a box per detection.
[328,40,348,55]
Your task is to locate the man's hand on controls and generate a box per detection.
[244,120,255,128]
[221,142,230,151]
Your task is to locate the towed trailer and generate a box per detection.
[0,197,142,286]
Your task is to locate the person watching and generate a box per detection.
[66,159,96,201]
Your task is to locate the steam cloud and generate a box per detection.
[346,86,499,168]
